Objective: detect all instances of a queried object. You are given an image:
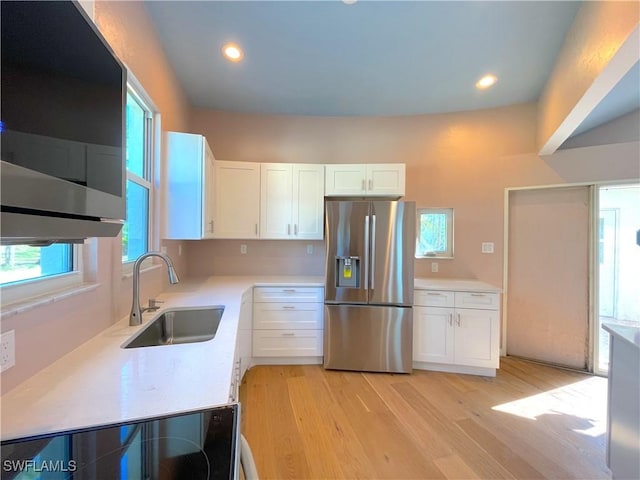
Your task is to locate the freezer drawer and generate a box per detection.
[324,305,412,373]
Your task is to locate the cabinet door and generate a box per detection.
[165,131,206,240]
[260,163,293,239]
[325,164,366,196]
[214,161,260,238]
[453,308,500,368]
[292,164,324,239]
[366,164,405,197]
[202,141,216,239]
[413,306,454,364]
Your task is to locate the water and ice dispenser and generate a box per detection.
[335,256,360,288]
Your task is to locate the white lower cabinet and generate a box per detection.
[252,286,324,364]
[413,289,500,376]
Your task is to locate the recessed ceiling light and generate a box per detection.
[222,43,243,62]
[476,74,498,90]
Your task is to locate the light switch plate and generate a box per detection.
[240,244,247,255]
[1,330,16,372]
[431,262,439,273]
[307,245,314,255]
[482,242,495,254]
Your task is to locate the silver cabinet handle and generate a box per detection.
[209,220,214,233]
[282,305,296,310]
[281,332,295,337]
[287,224,291,235]
[448,313,453,326]
[370,215,376,290]
[255,223,258,236]
[361,179,366,191]
[364,215,369,290]
[283,288,296,293]
[294,224,298,235]
[369,179,373,190]
[427,292,442,296]
[456,313,461,327]
[471,293,486,297]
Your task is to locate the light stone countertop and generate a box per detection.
[0,275,323,441]
[603,323,640,350]
[414,277,502,293]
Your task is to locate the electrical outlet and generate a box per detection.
[306,245,313,255]
[240,244,247,255]
[431,262,439,273]
[1,330,16,372]
[482,242,495,254]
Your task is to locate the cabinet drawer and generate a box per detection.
[455,292,500,310]
[254,286,324,303]
[253,303,323,330]
[414,290,455,307]
[253,330,323,357]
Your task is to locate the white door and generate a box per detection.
[260,163,292,239]
[413,306,454,364]
[292,164,324,239]
[214,161,260,238]
[507,186,590,370]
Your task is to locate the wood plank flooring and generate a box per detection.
[238,357,609,480]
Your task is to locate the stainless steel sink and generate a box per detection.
[123,306,224,349]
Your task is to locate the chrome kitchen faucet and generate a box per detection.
[129,252,180,326]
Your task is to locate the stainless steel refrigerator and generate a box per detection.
[324,200,415,373]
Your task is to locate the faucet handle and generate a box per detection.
[147,298,164,311]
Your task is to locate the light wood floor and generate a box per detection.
[239,357,609,480]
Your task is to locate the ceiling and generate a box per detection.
[145,1,582,117]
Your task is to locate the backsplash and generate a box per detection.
[185,239,325,277]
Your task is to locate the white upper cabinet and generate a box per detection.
[325,164,405,197]
[214,161,260,239]
[260,163,324,240]
[165,132,216,240]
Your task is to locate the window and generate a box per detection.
[123,88,153,263]
[0,244,82,305]
[416,208,454,258]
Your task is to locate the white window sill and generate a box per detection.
[1,282,101,319]
[416,256,455,260]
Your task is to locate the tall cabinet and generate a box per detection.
[260,163,324,240]
[165,132,216,239]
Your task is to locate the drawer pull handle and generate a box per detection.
[427,292,442,296]
[283,289,297,293]
[282,305,296,310]
[282,332,295,337]
[448,313,453,326]
[456,314,461,327]
[470,293,486,297]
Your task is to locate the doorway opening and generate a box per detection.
[596,184,640,374]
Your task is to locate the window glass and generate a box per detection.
[0,244,73,285]
[126,93,146,178]
[416,208,454,258]
[122,86,153,265]
[122,180,149,263]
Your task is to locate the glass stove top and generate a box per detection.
[1,404,239,480]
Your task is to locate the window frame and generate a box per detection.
[415,207,455,259]
[122,79,158,271]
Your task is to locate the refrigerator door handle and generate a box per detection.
[370,215,376,290]
[364,215,370,290]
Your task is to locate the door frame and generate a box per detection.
[501,180,633,373]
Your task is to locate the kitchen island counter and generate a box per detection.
[0,275,322,441]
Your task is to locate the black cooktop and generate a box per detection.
[1,404,239,480]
